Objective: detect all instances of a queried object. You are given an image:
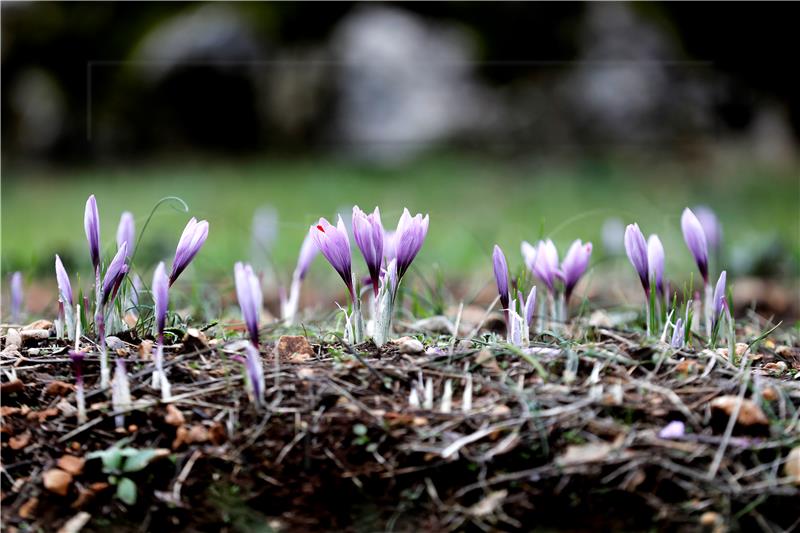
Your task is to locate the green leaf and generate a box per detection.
[116,477,137,505]
[87,448,124,474]
[122,449,160,473]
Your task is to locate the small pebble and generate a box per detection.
[398,338,424,354]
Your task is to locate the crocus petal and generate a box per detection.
[647,234,665,294]
[169,218,210,285]
[561,240,592,297]
[235,262,262,347]
[394,208,429,279]
[311,215,353,293]
[244,343,265,408]
[55,255,73,306]
[524,285,537,326]
[694,205,722,250]
[152,261,169,339]
[658,420,685,439]
[521,241,537,273]
[10,272,23,321]
[624,224,649,291]
[533,239,559,292]
[492,245,510,310]
[84,195,101,271]
[352,206,385,294]
[101,242,128,305]
[681,208,709,282]
[117,212,135,258]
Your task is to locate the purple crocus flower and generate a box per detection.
[560,239,592,301]
[311,215,354,299]
[152,262,169,341]
[521,241,537,273]
[624,224,649,292]
[658,420,685,440]
[352,206,385,296]
[521,285,536,327]
[383,230,397,264]
[116,212,135,258]
[101,242,129,305]
[234,262,263,347]
[694,205,722,251]
[647,234,665,295]
[169,217,209,286]
[492,245,510,311]
[10,272,23,322]
[84,195,101,272]
[394,208,429,279]
[55,255,73,306]
[533,239,559,293]
[243,343,265,409]
[712,270,727,324]
[681,208,709,283]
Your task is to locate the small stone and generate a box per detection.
[700,511,721,527]
[57,455,85,476]
[6,328,22,348]
[274,335,314,362]
[105,336,127,351]
[761,387,778,402]
[785,446,800,485]
[20,329,50,343]
[164,404,185,427]
[762,361,787,375]
[9,431,32,450]
[25,319,53,331]
[43,468,73,496]
[397,337,424,354]
[710,396,769,427]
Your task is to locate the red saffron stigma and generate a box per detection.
[316,225,325,232]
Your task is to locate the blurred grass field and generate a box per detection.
[2,155,799,288]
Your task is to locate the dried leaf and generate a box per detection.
[164,405,185,427]
[57,455,85,476]
[557,442,617,466]
[9,430,32,450]
[19,497,38,519]
[274,335,314,362]
[46,380,75,397]
[43,468,73,496]
[710,396,769,427]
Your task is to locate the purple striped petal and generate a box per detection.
[235,262,262,347]
[152,261,169,339]
[647,234,665,294]
[55,255,73,306]
[311,215,353,296]
[681,208,709,282]
[492,245,510,310]
[352,206,385,296]
[84,195,101,271]
[624,223,649,291]
[117,212,135,258]
[170,217,209,285]
[394,208,429,279]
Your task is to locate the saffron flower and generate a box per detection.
[492,245,510,312]
[234,262,263,347]
[311,215,354,300]
[670,318,685,349]
[151,262,171,400]
[624,224,649,291]
[55,255,74,339]
[116,212,135,258]
[101,242,129,305]
[394,208,429,279]
[711,270,727,333]
[10,272,23,322]
[84,195,101,272]
[243,343,265,409]
[560,239,592,302]
[694,205,722,251]
[521,241,537,273]
[69,350,87,423]
[681,208,709,283]
[647,234,665,296]
[352,206,385,296]
[169,217,209,286]
[281,231,319,323]
[532,239,559,293]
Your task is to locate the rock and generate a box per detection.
[105,336,127,351]
[182,328,209,353]
[397,337,424,354]
[164,404,185,427]
[274,335,314,362]
[6,328,22,348]
[710,396,769,427]
[43,468,73,496]
[785,446,800,485]
[57,455,85,476]
[25,319,53,331]
[20,329,50,343]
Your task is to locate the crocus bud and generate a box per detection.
[712,270,727,322]
[234,262,263,347]
[152,262,169,341]
[647,234,665,295]
[10,272,23,322]
[624,223,649,291]
[169,217,210,285]
[55,255,73,306]
[117,212,135,258]
[311,215,354,297]
[394,208,429,279]
[101,242,129,306]
[521,241,537,273]
[84,195,101,271]
[681,208,709,283]
[523,285,536,327]
[533,239,559,293]
[492,245,510,311]
[352,206,385,296]
[560,239,592,300]
[670,318,684,349]
[694,205,722,250]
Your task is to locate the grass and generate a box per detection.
[2,153,798,285]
